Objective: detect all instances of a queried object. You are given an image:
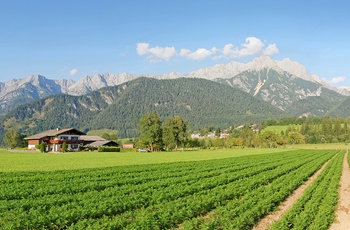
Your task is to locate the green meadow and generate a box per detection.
[0,148,294,172]
[1,142,348,172]
[263,125,301,133]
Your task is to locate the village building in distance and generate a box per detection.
[24,128,118,152]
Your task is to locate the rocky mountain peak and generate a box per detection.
[248,55,278,71]
[1,57,349,116]
[278,58,310,81]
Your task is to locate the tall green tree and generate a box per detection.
[138,112,162,151]
[262,130,277,148]
[4,129,19,149]
[239,125,256,147]
[287,131,305,145]
[162,116,189,151]
[162,117,176,150]
[172,116,188,151]
[17,134,28,148]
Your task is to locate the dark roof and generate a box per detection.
[80,135,106,142]
[24,128,86,140]
[84,140,119,147]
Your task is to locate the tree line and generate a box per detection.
[136,115,350,150]
[4,113,350,150]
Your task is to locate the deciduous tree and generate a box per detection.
[138,112,162,151]
[172,116,188,151]
[162,117,176,150]
[4,129,18,149]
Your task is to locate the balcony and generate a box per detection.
[49,139,84,144]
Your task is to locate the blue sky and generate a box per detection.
[1,0,349,87]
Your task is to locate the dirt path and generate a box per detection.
[329,150,350,230]
[252,158,330,230]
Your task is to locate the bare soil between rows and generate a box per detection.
[329,151,350,230]
[253,151,350,230]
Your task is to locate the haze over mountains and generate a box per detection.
[1,56,349,116]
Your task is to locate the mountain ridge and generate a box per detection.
[0,77,285,143]
[0,56,348,115]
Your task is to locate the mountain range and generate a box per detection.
[1,56,349,116]
[1,56,350,143]
[0,77,284,141]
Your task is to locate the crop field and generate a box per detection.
[0,148,292,172]
[0,149,345,229]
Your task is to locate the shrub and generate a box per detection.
[98,147,120,152]
[39,143,45,153]
[62,142,67,153]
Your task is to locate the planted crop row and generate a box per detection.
[0,150,298,201]
[1,152,310,229]
[271,150,344,230]
[0,150,337,229]
[179,150,337,229]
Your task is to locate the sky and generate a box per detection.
[0,0,349,87]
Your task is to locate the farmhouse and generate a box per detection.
[24,128,120,152]
[25,128,85,152]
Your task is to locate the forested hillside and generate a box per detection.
[326,97,350,117]
[0,77,284,143]
[285,96,338,117]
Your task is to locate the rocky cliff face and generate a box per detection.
[0,56,347,115]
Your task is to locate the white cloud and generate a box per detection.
[239,37,265,56]
[263,43,279,55]
[136,43,149,55]
[179,48,191,57]
[69,68,78,75]
[137,43,177,62]
[222,44,235,56]
[136,37,278,62]
[218,37,278,58]
[329,76,346,84]
[180,47,217,60]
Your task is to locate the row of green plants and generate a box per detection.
[271,150,344,230]
[180,150,341,229]
[0,150,337,229]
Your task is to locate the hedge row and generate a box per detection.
[98,147,120,152]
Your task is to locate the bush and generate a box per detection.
[98,147,120,152]
[62,142,67,153]
[39,143,45,153]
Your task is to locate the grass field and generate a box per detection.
[0,148,295,172]
[264,125,301,133]
[293,143,350,149]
